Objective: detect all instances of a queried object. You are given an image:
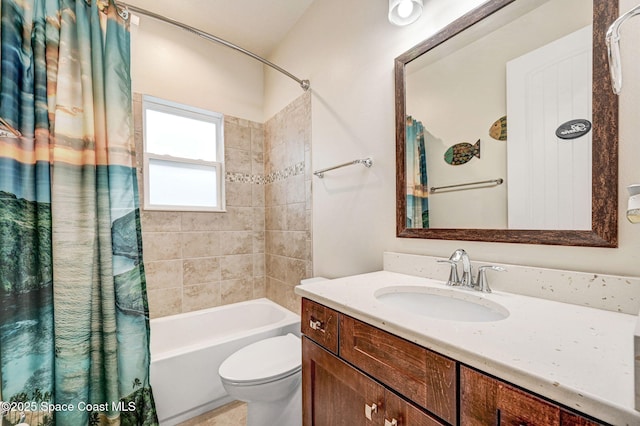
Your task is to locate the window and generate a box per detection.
[142,95,225,211]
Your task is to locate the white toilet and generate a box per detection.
[218,333,302,426]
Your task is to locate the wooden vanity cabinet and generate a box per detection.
[301,298,607,426]
[302,337,445,426]
[460,366,604,426]
[340,315,457,424]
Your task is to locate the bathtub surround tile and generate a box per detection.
[265,180,287,206]
[286,174,306,204]
[251,128,264,154]
[135,92,311,321]
[224,121,251,151]
[220,254,254,280]
[261,94,313,314]
[252,185,265,207]
[181,231,220,258]
[253,207,265,232]
[265,205,286,231]
[183,282,221,312]
[145,260,183,290]
[253,231,265,255]
[142,232,183,261]
[287,203,306,231]
[285,231,308,259]
[266,276,300,314]
[265,231,287,257]
[225,147,252,174]
[219,231,253,255]
[183,257,220,285]
[148,287,182,319]
[225,181,253,207]
[251,150,264,175]
[265,254,287,283]
[253,253,265,277]
[141,211,182,232]
[219,206,253,231]
[253,276,266,298]
[134,104,270,318]
[221,278,253,305]
[285,257,308,286]
[181,212,221,232]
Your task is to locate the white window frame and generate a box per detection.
[142,95,225,212]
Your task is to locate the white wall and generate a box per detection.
[265,0,640,279]
[130,15,264,122]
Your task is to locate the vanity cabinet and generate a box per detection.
[302,337,445,426]
[301,298,607,426]
[460,366,603,426]
[340,315,457,424]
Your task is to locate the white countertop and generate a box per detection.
[295,271,640,426]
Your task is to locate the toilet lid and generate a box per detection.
[219,333,301,385]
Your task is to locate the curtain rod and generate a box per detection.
[116,1,310,91]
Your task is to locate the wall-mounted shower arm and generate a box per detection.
[606,4,640,94]
[116,1,310,91]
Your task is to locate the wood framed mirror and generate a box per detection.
[395,0,618,247]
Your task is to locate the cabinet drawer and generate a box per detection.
[301,299,339,354]
[461,366,560,426]
[339,315,457,424]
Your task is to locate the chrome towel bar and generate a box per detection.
[313,157,373,178]
[430,178,503,193]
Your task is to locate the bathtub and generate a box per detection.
[149,298,300,425]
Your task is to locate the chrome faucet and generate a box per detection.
[450,248,474,288]
[439,249,506,293]
[438,249,473,287]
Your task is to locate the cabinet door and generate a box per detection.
[303,337,385,426]
[385,390,446,426]
[461,366,560,426]
[340,315,457,424]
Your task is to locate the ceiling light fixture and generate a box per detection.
[388,0,423,26]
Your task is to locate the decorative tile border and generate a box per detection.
[225,161,305,185]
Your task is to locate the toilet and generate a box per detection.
[218,333,302,426]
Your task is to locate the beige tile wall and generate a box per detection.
[133,94,268,319]
[264,92,313,314]
[133,92,311,319]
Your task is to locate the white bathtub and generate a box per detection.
[150,298,300,425]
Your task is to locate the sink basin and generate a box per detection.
[375,286,509,322]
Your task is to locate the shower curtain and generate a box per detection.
[0,0,158,424]
[405,116,429,228]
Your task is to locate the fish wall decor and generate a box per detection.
[444,139,481,165]
[489,116,507,141]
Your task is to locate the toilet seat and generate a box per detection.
[219,333,301,386]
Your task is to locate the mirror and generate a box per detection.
[395,0,618,247]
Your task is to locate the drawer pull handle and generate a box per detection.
[365,403,378,420]
[385,419,398,426]
[309,318,325,332]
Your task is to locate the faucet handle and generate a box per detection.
[437,260,460,286]
[476,265,506,293]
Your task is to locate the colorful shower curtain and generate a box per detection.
[0,0,158,424]
[405,116,429,228]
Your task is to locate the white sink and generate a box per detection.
[375,286,509,322]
